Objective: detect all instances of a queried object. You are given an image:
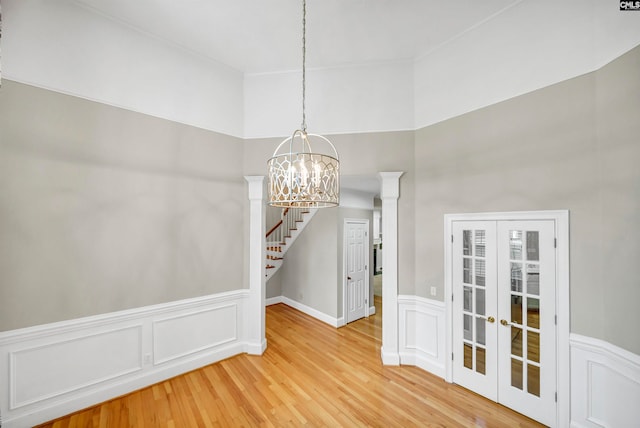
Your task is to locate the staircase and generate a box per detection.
[265,208,318,280]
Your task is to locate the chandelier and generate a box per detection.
[267,0,340,208]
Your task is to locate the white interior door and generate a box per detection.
[452,220,557,426]
[497,221,556,426]
[452,221,498,400]
[345,220,368,323]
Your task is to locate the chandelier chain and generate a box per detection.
[267,0,339,208]
[301,0,307,131]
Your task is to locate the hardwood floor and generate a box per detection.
[38,299,543,427]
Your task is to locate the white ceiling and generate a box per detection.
[74,0,519,74]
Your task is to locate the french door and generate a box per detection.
[452,220,556,426]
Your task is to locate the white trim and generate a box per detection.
[0,290,249,428]
[279,296,341,328]
[151,304,238,365]
[342,218,371,325]
[245,176,266,356]
[0,290,244,345]
[265,296,284,306]
[398,295,447,378]
[378,172,403,366]
[444,210,570,428]
[570,334,640,428]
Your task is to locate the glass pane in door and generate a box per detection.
[526,264,540,295]
[510,231,523,259]
[461,228,489,376]
[475,259,486,286]
[511,295,522,324]
[511,358,523,390]
[463,287,472,311]
[511,263,523,292]
[527,298,540,329]
[463,230,472,256]
[527,364,540,396]
[463,258,472,284]
[476,348,486,374]
[476,288,486,315]
[464,343,473,369]
[509,229,544,399]
[475,230,486,257]
[526,231,539,261]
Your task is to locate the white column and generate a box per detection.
[245,176,266,355]
[378,171,403,365]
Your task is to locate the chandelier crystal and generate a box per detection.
[267,0,340,208]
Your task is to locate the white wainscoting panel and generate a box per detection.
[10,326,142,410]
[398,295,446,378]
[570,334,640,428]
[0,290,249,428]
[153,304,237,365]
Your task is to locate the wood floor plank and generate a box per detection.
[37,300,544,427]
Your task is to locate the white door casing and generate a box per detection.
[445,211,569,427]
[344,219,369,324]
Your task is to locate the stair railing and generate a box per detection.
[266,208,306,244]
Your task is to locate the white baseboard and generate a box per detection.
[570,334,640,428]
[245,338,267,356]
[0,290,250,428]
[380,347,400,365]
[397,295,446,378]
[265,296,284,306]
[279,296,340,327]
[267,296,373,328]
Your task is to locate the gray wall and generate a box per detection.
[3,44,638,355]
[327,132,416,297]
[277,206,374,321]
[265,267,283,300]
[414,45,640,355]
[0,81,245,331]
[279,208,339,317]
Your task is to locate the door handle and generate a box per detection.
[487,316,495,323]
[500,319,509,326]
[347,276,352,280]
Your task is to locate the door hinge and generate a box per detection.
[451,294,454,302]
[451,234,454,243]
[555,392,557,402]
[555,315,557,325]
[554,238,557,248]
[452,352,454,361]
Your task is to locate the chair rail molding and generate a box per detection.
[570,334,640,428]
[0,290,250,428]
